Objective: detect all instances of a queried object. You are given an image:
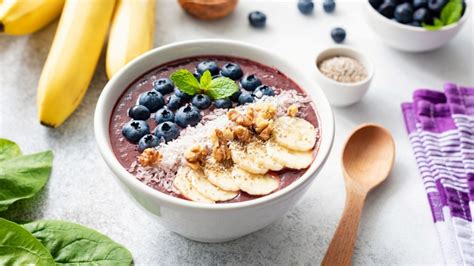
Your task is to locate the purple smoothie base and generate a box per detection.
[109,55,321,203]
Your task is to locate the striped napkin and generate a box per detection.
[402,83,474,265]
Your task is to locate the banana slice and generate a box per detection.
[251,140,285,171]
[204,158,241,192]
[273,116,317,151]
[173,167,214,203]
[232,167,280,196]
[230,141,269,174]
[266,140,313,170]
[183,167,238,202]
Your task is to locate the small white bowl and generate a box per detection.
[314,46,374,107]
[94,39,335,243]
[364,1,470,52]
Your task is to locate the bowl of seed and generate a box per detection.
[315,46,374,107]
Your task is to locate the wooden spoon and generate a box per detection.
[322,124,395,266]
[178,0,238,20]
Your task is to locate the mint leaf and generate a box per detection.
[207,77,239,100]
[441,0,463,25]
[0,139,53,212]
[170,69,200,96]
[422,18,444,30]
[23,220,133,265]
[0,218,55,266]
[200,70,212,90]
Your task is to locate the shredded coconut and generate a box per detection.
[318,56,367,83]
[131,90,313,191]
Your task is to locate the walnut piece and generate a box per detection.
[210,129,232,162]
[227,109,253,127]
[232,125,252,143]
[184,144,208,164]
[138,148,162,167]
[287,104,299,117]
[258,120,274,141]
[255,103,277,119]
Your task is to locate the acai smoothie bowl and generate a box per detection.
[94,39,334,242]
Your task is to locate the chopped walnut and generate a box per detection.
[227,109,253,127]
[210,129,232,162]
[254,116,270,134]
[255,103,277,119]
[287,104,299,117]
[138,148,162,167]
[258,120,274,140]
[184,145,208,169]
[232,125,252,143]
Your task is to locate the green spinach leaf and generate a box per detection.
[0,147,53,212]
[0,218,55,266]
[422,18,444,30]
[441,0,463,25]
[0,139,21,162]
[23,220,133,265]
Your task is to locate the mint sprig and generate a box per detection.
[170,69,239,100]
[422,0,463,30]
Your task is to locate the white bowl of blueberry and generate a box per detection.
[365,0,470,52]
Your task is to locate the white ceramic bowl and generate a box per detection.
[364,1,470,52]
[94,39,335,243]
[315,46,374,107]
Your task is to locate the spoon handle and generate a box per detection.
[322,187,367,266]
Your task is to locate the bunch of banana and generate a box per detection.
[106,0,155,79]
[37,0,115,127]
[174,116,318,203]
[36,0,155,127]
[0,0,64,35]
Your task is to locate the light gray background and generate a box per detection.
[1,0,473,264]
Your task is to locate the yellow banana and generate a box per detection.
[37,0,115,127]
[0,0,64,35]
[106,0,155,79]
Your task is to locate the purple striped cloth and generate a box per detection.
[402,83,474,265]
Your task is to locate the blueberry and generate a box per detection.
[220,63,243,80]
[409,21,422,26]
[214,98,233,109]
[174,88,192,101]
[331,27,346,43]
[138,90,164,113]
[238,92,254,105]
[230,90,242,102]
[167,95,182,111]
[369,0,384,9]
[323,0,336,13]
[413,0,428,9]
[196,61,220,76]
[428,0,446,12]
[378,1,396,18]
[128,105,150,120]
[154,122,180,143]
[175,104,202,128]
[413,7,431,23]
[298,0,314,14]
[138,134,160,152]
[248,11,266,28]
[153,78,174,95]
[193,72,201,80]
[254,85,275,99]
[240,74,262,91]
[394,3,413,23]
[155,107,175,124]
[122,120,150,144]
[192,94,212,110]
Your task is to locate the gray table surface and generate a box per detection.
[1,0,473,265]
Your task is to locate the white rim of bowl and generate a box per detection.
[315,45,374,87]
[364,0,471,32]
[94,39,335,210]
